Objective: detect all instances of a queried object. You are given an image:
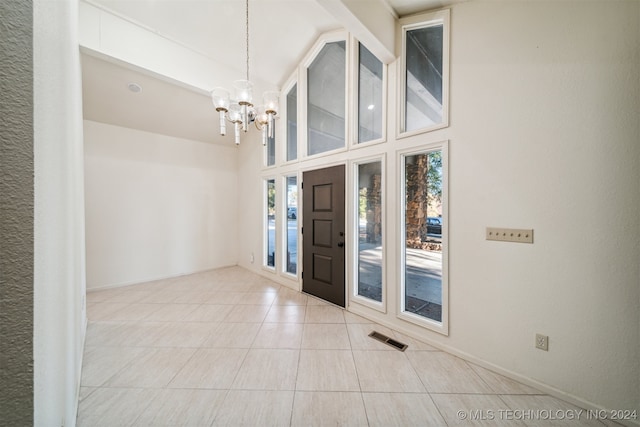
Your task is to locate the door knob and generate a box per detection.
[337,242,344,248]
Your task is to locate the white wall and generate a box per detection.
[33,0,86,425]
[84,120,239,289]
[238,0,639,418]
[442,0,639,414]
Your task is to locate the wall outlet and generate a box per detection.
[535,333,549,351]
[250,252,254,264]
[486,227,534,243]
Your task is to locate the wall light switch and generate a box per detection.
[486,227,533,243]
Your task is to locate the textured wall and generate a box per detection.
[0,0,34,424]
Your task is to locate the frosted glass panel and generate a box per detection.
[405,24,443,132]
[286,84,297,161]
[307,41,346,156]
[358,44,383,143]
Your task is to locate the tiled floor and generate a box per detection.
[78,266,619,426]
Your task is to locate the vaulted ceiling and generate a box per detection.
[80,0,463,144]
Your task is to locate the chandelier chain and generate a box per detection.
[245,0,249,82]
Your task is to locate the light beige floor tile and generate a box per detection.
[106,303,164,321]
[246,280,281,293]
[102,289,155,303]
[362,392,447,427]
[223,304,270,323]
[168,348,248,389]
[500,395,614,426]
[142,303,199,322]
[81,346,145,387]
[87,302,131,320]
[296,350,360,391]
[84,321,128,347]
[264,304,307,323]
[353,350,425,392]
[306,295,332,306]
[237,291,276,305]
[301,323,351,349]
[391,330,439,351]
[133,388,227,426]
[78,386,97,402]
[217,281,254,292]
[182,304,235,322]
[232,348,299,390]
[151,322,214,347]
[106,347,196,388]
[252,322,303,349]
[138,290,190,304]
[431,393,523,426]
[113,321,169,347]
[406,351,494,393]
[470,364,542,395]
[202,322,261,348]
[346,323,396,351]
[212,390,294,426]
[202,291,244,305]
[305,305,345,323]
[76,387,159,427]
[291,391,369,427]
[274,288,308,305]
[170,289,214,304]
[344,312,372,323]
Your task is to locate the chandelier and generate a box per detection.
[211,0,279,146]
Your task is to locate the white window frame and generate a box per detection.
[350,155,386,313]
[397,141,449,335]
[280,172,300,280]
[349,36,387,149]
[281,74,300,166]
[396,9,450,139]
[300,30,350,161]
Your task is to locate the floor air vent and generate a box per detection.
[368,331,408,351]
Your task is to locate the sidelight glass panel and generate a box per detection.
[307,41,346,156]
[403,150,443,322]
[266,178,276,268]
[358,43,383,143]
[285,175,298,275]
[404,23,444,132]
[357,161,383,302]
[286,84,297,161]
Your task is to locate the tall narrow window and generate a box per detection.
[285,175,298,275]
[356,161,383,303]
[358,44,383,143]
[286,84,297,161]
[402,149,445,327]
[307,41,346,156]
[266,178,276,268]
[400,10,449,134]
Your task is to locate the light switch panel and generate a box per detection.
[486,227,533,243]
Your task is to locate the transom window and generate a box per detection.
[307,41,346,156]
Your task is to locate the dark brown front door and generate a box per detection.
[302,165,346,307]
